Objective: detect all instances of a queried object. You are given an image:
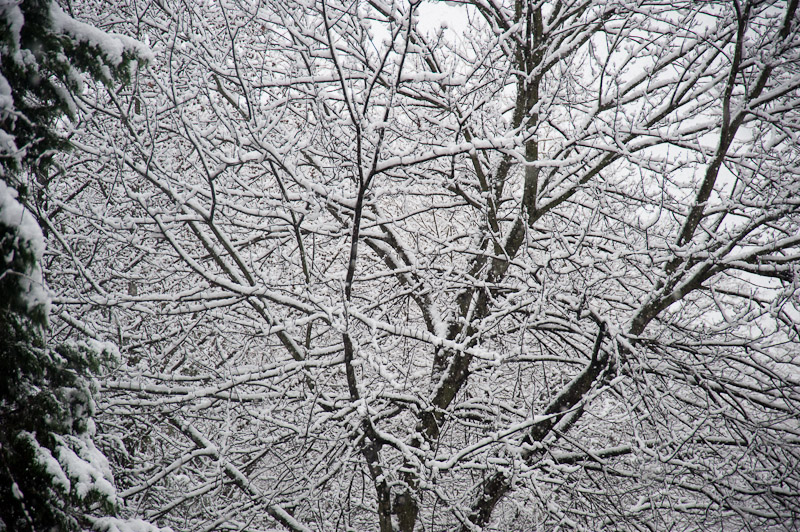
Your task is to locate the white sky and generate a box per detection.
[416,0,471,35]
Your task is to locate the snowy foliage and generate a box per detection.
[1,1,169,531]
[0,0,147,180]
[0,188,124,530]
[34,0,800,531]
[89,516,174,532]
[0,180,47,314]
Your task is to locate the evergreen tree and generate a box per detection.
[0,181,120,531]
[1,0,150,181]
[0,2,160,531]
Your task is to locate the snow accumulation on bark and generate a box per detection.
[0,1,173,531]
[19,0,800,531]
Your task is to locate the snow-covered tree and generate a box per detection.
[39,0,800,530]
[0,0,150,177]
[0,2,166,531]
[0,180,119,531]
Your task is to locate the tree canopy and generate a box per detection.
[24,0,800,531]
[0,1,162,531]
